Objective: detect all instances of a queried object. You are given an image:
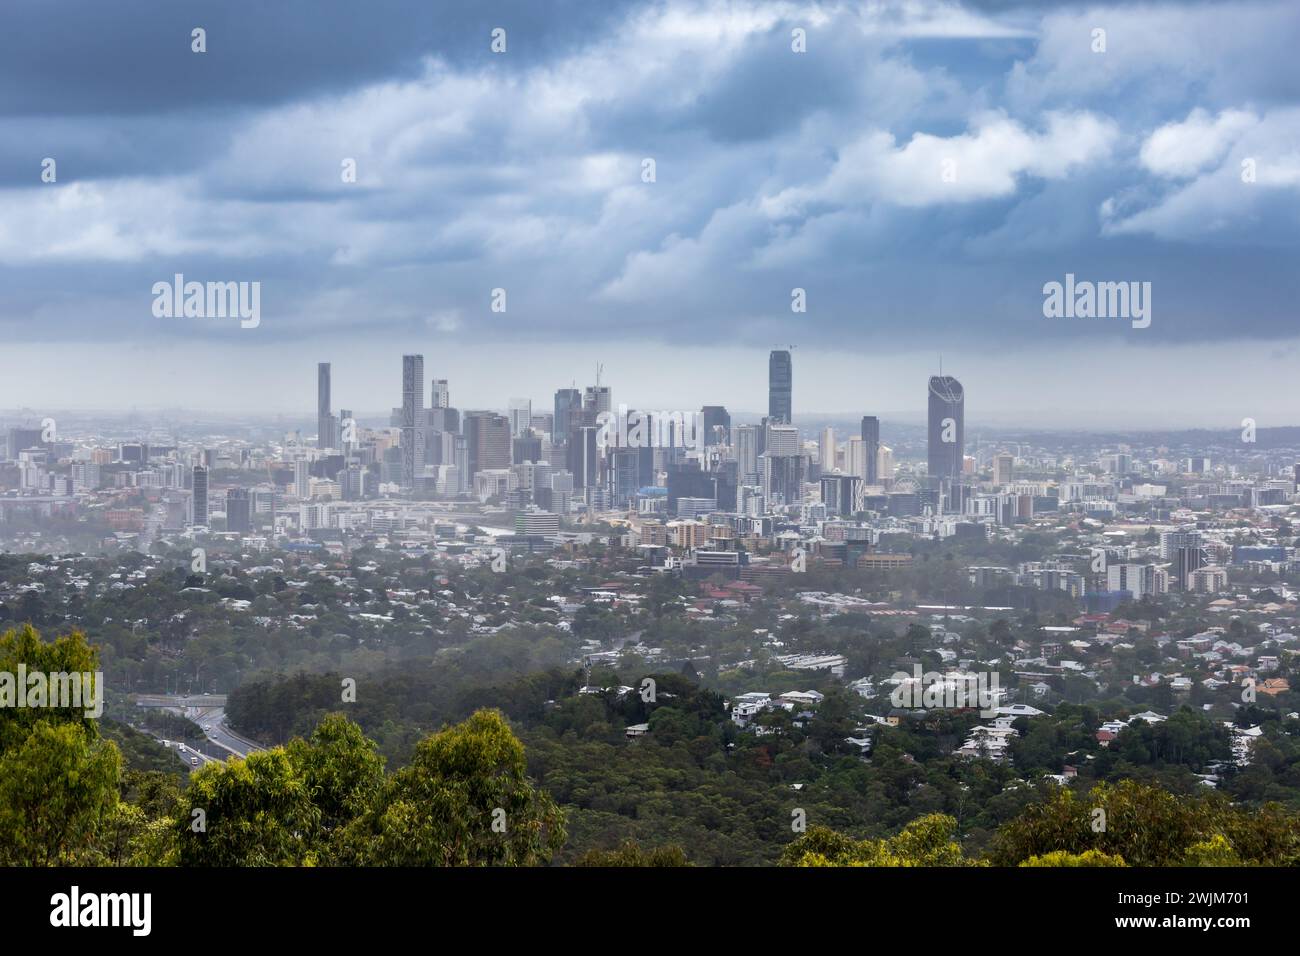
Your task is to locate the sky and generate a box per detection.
[1,0,1298,427]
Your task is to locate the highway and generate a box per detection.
[133,693,267,772]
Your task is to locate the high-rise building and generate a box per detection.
[735,424,760,481]
[568,425,599,489]
[226,488,252,533]
[317,363,333,449]
[860,416,880,484]
[554,388,582,445]
[819,426,835,471]
[768,350,793,424]
[584,385,612,419]
[464,411,511,476]
[401,354,425,486]
[993,452,1014,487]
[431,379,449,409]
[191,465,208,526]
[702,406,731,447]
[927,375,964,493]
[294,459,310,499]
[508,398,532,438]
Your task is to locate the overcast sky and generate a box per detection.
[1,0,1298,428]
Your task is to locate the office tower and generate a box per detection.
[5,426,44,461]
[878,444,894,481]
[860,416,880,484]
[191,465,208,526]
[554,389,582,445]
[735,424,759,481]
[513,433,543,464]
[702,406,731,447]
[993,452,1014,487]
[1173,546,1206,591]
[317,362,333,449]
[584,385,612,419]
[431,379,449,409]
[764,422,800,457]
[508,398,532,438]
[226,488,252,533]
[820,475,862,517]
[845,436,867,478]
[294,459,310,499]
[761,453,805,507]
[927,374,964,492]
[465,411,511,476]
[608,447,642,508]
[568,426,599,488]
[819,426,835,471]
[768,350,792,424]
[401,354,424,486]
[1160,529,1202,560]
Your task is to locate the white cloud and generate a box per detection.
[1140,108,1258,179]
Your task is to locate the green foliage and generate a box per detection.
[781,815,978,867]
[573,840,691,867]
[988,780,1300,866]
[338,709,565,866]
[0,720,122,865]
[1020,849,1127,867]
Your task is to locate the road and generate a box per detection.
[133,694,267,772]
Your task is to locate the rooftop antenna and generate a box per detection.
[595,363,604,387]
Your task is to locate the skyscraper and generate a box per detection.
[927,375,964,494]
[191,465,208,526]
[819,426,835,472]
[431,379,449,409]
[508,398,532,438]
[226,488,252,533]
[584,385,612,419]
[702,406,731,447]
[768,350,792,424]
[735,424,759,482]
[860,416,880,484]
[464,411,511,476]
[401,355,424,486]
[317,362,333,450]
[554,388,582,445]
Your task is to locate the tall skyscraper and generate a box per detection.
[927,375,964,494]
[819,426,835,472]
[401,355,424,486]
[464,411,511,476]
[508,398,532,438]
[226,488,252,533]
[431,379,450,409]
[317,363,333,449]
[768,350,792,424]
[993,452,1014,487]
[584,385,612,419]
[735,424,759,481]
[702,406,731,447]
[554,388,582,445]
[860,416,880,484]
[191,465,208,526]
[294,459,310,499]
